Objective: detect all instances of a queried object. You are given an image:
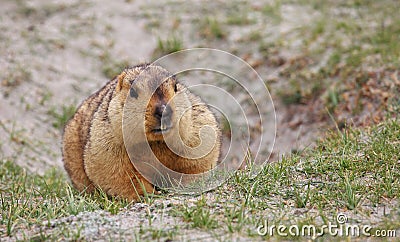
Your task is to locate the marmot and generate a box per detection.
[62,63,221,200]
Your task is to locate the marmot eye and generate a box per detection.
[130,87,138,99]
[174,83,178,92]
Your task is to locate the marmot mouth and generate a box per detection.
[151,125,172,134]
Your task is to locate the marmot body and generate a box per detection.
[62,64,221,200]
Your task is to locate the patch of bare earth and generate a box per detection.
[1,0,398,241]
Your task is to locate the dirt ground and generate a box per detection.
[0,0,321,175]
[1,0,156,174]
[2,0,397,241]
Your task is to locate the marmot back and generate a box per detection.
[62,64,221,200]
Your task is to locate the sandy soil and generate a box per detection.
[0,0,329,240]
[1,0,157,173]
[0,0,321,176]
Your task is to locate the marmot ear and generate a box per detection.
[116,71,128,92]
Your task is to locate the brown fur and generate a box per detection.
[62,64,221,200]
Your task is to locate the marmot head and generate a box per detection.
[112,64,192,144]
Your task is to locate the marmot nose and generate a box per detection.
[154,104,173,121]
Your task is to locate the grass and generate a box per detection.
[2,0,400,240]
[256,0,400,125]
[153,35,184,58]
[226,11,254,26]
[0,160,131,239]
[262,0,282,22]
[100,51,131,79]
[1,119,399,240]
[1,65,32,98]
[171,119,400,239]
[47,104,76,129]
[199,17,227,40]
[178,195,218,229]
[80,39,131,80]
